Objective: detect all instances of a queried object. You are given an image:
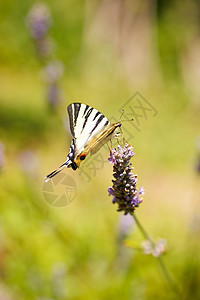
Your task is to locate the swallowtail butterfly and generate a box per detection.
[44,103,121,182]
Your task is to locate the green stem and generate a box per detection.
[133,213,181,296]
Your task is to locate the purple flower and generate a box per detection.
[108,187,117,203]
[118,214,135,237]
[41,61,64,107]
[47,84,61,107]
[108,187,114,196]
[108,155,116,165]
[26,3,65,110]
[139,186,145,195]
[108,143,144,215]
[42,61,65,83]
[26,3,52,40]
[18,150,39,174]
[26,3,53,58]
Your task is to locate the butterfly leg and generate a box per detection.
[118,126,129,146]
[106,142,111,153]
[108,139,113,154]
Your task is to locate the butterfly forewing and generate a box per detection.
[67,103,110,156]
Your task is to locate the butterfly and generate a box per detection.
[44,103,122,182]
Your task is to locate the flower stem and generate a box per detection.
[132,213,181,296]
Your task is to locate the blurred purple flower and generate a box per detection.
[108,143,144,215]
[41,60,65,83]
[37,37,55,58]
[117,214,135,238]
[41,60,64,107]
[26,3,65,109]
[18,150,39,175]
[26,2,54,58]
[47,83,61,107]
[26,2,52,40]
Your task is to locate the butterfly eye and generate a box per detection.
[80,154,86,161]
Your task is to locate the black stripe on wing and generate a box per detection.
[90,114,107,134]
[67,104,75,137]
[83,105,89,116]
[93,111,100,121]
[74,103,81,127]
[67,103,82,137]
[81,107,94,133]
[67,103,110,139]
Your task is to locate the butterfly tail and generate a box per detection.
[44,160,71,183]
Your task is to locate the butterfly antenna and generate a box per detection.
[119,109,134,123]
[119,109,125,121]
[120,118,134,122]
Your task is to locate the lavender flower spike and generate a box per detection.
[108,143,144,215]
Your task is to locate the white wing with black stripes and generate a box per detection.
[44,102,121,182]
[67,103,110,157]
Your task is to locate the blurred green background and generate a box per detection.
[0,0,200,299]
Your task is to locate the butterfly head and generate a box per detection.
[70,162,78,170]
[69,153,86,170]
[115,122,122,128]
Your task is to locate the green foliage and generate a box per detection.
[0,0,200,299]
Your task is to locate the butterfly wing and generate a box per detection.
[45,103,114,182]
[67,103,110,158]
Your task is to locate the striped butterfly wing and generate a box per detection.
[67,103,110,158]
[45,103,117,181]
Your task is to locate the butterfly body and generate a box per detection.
[45,103,121,182]
[70,121,121,169]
